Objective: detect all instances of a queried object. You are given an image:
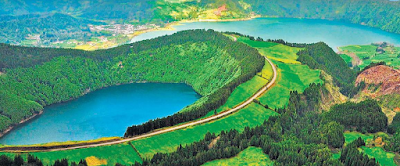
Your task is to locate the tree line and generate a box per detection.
[0,30,265,134]
[0,154,87,166]
[322,99,388,133]
[296,42,363,96]
[130,83,380,166]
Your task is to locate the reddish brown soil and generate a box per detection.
[356,65,400,95]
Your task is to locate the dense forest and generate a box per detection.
[297,42,361,96]
[0,29,264,133]
[0,154,87,166]
[129,83,382,166]
[323,100,388,133]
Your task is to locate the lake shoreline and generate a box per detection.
[0,82,201,144]
[128,15,261,43]
[0,110,43,140]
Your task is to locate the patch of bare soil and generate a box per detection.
[208,136,220,149]
[338,50,362,67]
[356,65,400,95]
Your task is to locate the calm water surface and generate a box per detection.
[5,18,400,145]
[0,83,200,145]
[131,18,400,50]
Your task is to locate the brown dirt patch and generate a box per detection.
[338,50,362,67]
[356,65,400,95]
[208,136,220,149]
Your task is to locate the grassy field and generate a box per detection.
[131,37,323,159]
[0,37,324,165]
[339,44,400,69]
[344,131,374,145]
[236,37,324,109]
[132,103,278,158]
[344,132,396,166]
[339,54,353,65]
[0,143,142,166]
[201,146,273,166]
[361,147,396,166]
[209,60,271,115]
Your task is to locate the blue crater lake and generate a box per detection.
[4,17,400,145]
[0,83,200,145]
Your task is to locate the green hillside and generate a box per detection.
[339,44,400,69]
[0,30,264,134]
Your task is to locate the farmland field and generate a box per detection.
[201,146,273,166]
[132,103,278,158]
[344,132,396,166]
[0,143,142,165]
[339,44,400,69]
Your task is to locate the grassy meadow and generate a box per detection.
[0,143,142,166]
[131,37,324,159]
[339,44,400,69]
[344,132,397,166]
[132,103,278,158]
[0,36,326,165]
[237,37,324,109]
[201,146,273,166]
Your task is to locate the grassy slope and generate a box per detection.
[241,37,324,109]
[339,45,400,69]
[343,132,396,166]
[132,103,278,158]
[131,37,323,159]
[0,143,142,166]
[201,146,273,166]
[1,36,323,164]
[200,38,325,165]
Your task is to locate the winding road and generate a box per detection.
[0,56,277,152]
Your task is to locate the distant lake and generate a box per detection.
[131,18,400,51]
[0,83,200,145]
[5,17,400,145]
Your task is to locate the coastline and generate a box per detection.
[0,110,43,139]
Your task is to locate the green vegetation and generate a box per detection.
[132,82,346,166]
[339,44,400,69]
[361,147,396,166]
[241,39,324,109]
[5,0,400,49]
[0,13,104,47]
[244,0,400,34]
[0,143,139,165]
[201,146,273,166]
[33,143,140,165]
[131,37,324,161]
[298,42,362,97]
[339,138,379,166]
[131,103,278,158]
[0,30,264,135]
[344,132,397,166]
[323,100,388,133]
[344,132,374,145]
